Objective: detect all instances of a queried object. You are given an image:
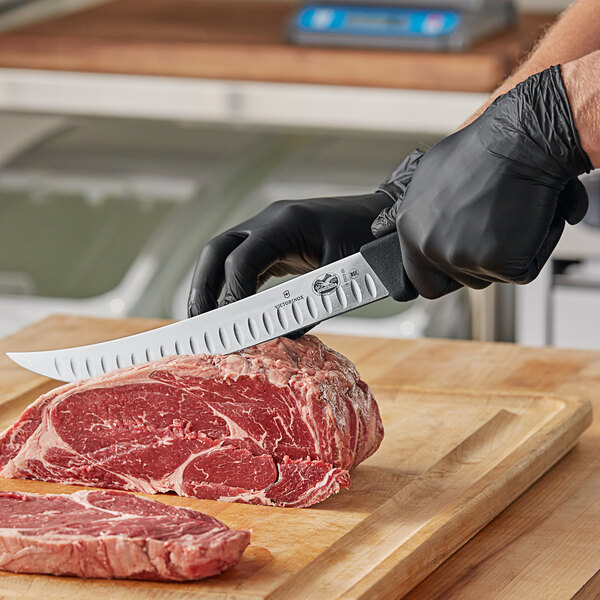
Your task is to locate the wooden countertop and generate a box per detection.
[346,333,600,599]
[2,315,600,598]
[0,0,555,93]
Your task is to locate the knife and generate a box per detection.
[7,233,417,382]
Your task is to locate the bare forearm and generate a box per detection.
[464,0,600,125]
[563,50,600,168]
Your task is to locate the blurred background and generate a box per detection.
[0,0,596,349]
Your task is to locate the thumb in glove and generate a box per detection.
[558,177,589,225]
[527,177,589,279]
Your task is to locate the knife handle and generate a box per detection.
[360,233,418,302]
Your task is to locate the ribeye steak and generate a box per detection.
[0,489,250,580]
[0,335,383,507]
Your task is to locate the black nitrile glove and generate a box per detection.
[187,192,396,317]
[372,149,425,232]
[372,65,592,299]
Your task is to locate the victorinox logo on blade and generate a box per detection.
[274,293,304,310]
[312,273,339,295]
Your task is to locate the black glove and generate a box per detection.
[372,65,592,299]
[187,192,396,317]
[372,149,425,232]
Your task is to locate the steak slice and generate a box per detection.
[0,489,250,580]
[0,335,383,507]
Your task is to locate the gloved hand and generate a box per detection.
[187,192,396,316]
[372,148,425,232]
[372,65,592,299]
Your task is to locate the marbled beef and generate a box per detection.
[0,335,383,507]
[0,489,250,580]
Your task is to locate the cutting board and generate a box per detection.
[0,316,592,600]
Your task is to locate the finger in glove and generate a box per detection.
[371,149,425,239]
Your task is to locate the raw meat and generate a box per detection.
[0,335,383,507]
[0,489,250,580]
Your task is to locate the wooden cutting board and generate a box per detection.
[0,316,592,599]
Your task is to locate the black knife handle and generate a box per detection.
[360,233,418,302]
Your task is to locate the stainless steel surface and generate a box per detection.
[7,252,389,382]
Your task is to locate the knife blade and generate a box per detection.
[7,233,417,382]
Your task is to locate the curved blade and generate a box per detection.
[7,252,389,382]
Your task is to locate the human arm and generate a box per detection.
[368,1,600,299]
[464,0,600,126]
[563,50,600,168]
[188,2,600,314]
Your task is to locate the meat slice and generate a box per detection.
[0,335,383,507]
[0,489,250,580]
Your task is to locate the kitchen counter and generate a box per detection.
[0,0,553,93]
[2,315,599,598]
[0,1,554,132]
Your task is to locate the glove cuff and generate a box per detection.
[377,149,425,204]
[492,65,593,178]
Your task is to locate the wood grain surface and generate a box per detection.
[0,0,555,92]
[0,315,594,599]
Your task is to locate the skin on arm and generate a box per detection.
[463,0,600,126]
[563,51,600,168]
